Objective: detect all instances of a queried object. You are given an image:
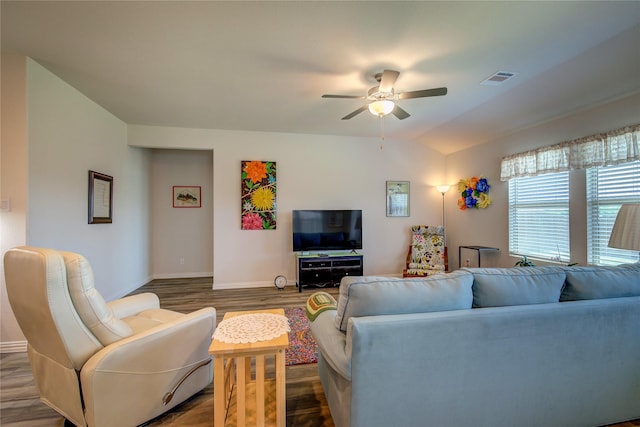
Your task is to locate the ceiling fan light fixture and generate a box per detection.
[368,100,395,117]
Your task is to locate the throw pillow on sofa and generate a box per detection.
[334,271,473,332]
[463,266,566,308]
[560,262,640,301]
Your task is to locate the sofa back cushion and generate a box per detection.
[464,266,566,308]
[560,262,640,301]
[334,271,473,332]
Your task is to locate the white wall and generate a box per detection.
[1,54,29,349]
[445,92,640,270]
[129,125,447,288]
[26,59,152,299]
[1,57,153,348]
[150,149,213,277]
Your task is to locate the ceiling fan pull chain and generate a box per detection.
[379,116,386,150]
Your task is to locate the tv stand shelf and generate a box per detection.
[296,253,363,292]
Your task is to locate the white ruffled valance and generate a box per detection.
[500,124,640,181]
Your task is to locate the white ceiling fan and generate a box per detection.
[322,69,447,120]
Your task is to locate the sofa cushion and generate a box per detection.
[464,266,566,308]
[560,262,640,301]
[334,271,473,332]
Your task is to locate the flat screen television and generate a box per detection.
[292,209,362,252]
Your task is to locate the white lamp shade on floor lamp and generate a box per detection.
[608,204,640,251]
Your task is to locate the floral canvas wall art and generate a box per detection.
[241,160,277,229]
[457,176,491,210]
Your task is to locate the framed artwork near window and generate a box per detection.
[386,181,410,217]
[173,186,201,208]
[88,170,113,224]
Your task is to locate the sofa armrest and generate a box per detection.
[107,292,160,319]
[309,310,351,380]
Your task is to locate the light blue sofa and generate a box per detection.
[308,264,640,427]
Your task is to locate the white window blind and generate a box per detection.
[509,171,570,262]
[586,161,640,265]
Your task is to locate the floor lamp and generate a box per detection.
[436,185,451,270]
[608,203,640,260]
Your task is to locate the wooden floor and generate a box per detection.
[2,277,640,427]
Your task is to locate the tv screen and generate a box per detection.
[292,210,362,252]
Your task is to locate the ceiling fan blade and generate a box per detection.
[341,105,368,120]
[322,94,366,99]
[392,105,410,120]
[398,87,448,100]
[379,69,400,93]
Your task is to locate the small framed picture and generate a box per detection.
[173,186,201,208]
[386,181,410,217]
[88,170,113,224]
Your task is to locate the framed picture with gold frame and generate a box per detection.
[88,170,113,224]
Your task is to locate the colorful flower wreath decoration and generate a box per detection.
[457,176,491,210]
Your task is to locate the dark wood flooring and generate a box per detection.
[1,277,639,427]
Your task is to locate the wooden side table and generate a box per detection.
[209,308,289,427]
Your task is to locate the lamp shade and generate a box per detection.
[436,185,451,194]
[608,204,640,251]
[368,100,395,117]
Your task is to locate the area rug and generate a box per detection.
[284,306,318,366]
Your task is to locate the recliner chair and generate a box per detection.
[3,246,216,427]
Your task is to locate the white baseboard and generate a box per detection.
[213,280,275,290]
[151,272,214,280]
[150,275,278,290]
[1,341,27,353]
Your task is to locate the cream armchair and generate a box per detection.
[4,247,216,427]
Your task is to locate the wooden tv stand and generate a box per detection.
[296,253,363,292]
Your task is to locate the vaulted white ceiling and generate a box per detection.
[2,1,639,154]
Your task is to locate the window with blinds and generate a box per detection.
[508,171,570,262]
[586,160,640,265]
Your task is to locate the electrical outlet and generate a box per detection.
[179,258,185,265]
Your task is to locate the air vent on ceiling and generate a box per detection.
[481,71,518,86]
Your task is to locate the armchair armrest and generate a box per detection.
[84,307,215,372]
[80,307,216,427]
[107,292,160,319]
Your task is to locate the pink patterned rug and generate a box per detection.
[284,307,318,366]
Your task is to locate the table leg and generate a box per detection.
[236,357,246,427]
[224,357,235,400]
[256,355,265,426]
[275,349,286,427]
[214,355,225,427]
